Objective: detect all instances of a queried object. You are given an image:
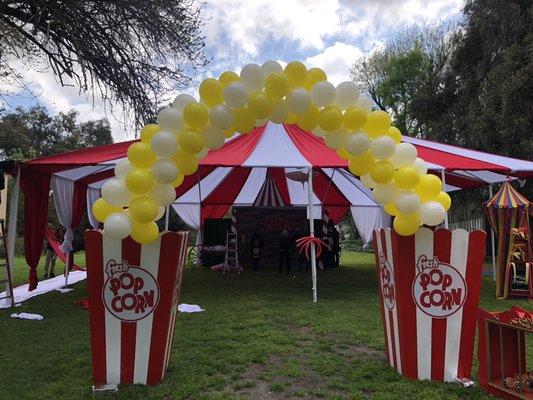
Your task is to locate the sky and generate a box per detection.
[1,0,464,142]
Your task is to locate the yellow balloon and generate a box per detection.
[140,124,161,144]
[343,107,367,131]
[304,67,327,91]
[125,168,154,195]
[384,202,400,216]
[199,78,223,107]
[393,213,421,236]
[436,191,451,211]
[348,151,375,176]
[178,128,204,154]
[337,147,350,160]
[363,110,392,138]
[318,105,343,131]
[370,160,395,184]
[386,126,402,144]
[284,61,307,88]
[232,107,255,134]
[127,142,156,169]
[172,173,185,188]
[131,221,159,244]
[223,126,236,138]
[247,92,273,119]
[296,104,319,131]
[183,102,209,128]
[172,150,198,176]
[92,198,122,223]
[394,166,421,190]
[415,174,442,201]
[264,72,289,99]
[129,195,158,223]
[286,112,298,124]
[218,71,240,88]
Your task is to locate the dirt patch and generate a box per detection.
[332,343,387,362]
[284,324,314,336]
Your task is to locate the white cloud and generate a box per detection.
[305,42,364,85]
[1,0,465,143]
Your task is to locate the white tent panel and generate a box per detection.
[351,206,391,244]
[177,167,233,203]
[234,167,267,205]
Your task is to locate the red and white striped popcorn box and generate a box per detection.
[372,227,486,382]
[85,230,189,388]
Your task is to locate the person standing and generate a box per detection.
[331,223,341,268]
[251,239,262,271]
[292,228,307,273]
[278,229,292,274]
[321,226,334,271]
[43,239,57,278]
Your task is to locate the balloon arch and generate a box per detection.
[93,61,451,244]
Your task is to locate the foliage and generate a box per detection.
[0,106,112,160]
[0,0,206,126]
[351,0,533,160]
[2,251,530,399]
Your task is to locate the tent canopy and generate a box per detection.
[485,181,530,209]
[12,122,533,288]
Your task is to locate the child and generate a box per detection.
[251,239,262,271]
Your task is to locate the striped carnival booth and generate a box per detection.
[373,227,486,382]
[6,122,533,289]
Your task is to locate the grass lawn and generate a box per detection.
[0,251,531,400]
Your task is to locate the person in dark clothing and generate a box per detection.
[278,229,292,274]
[43,239,57,278]
[251,239,262,271]
[292,228,308,273]
[321,228,334,271]
[331,224,341,268]
[250,232,264,252]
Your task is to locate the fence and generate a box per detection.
[448,217,485,232]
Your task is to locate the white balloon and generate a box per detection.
[361,173,377,189]
[172,94,197,111]
[223,82,249,108]
[395,191,421,215]
[101,178,132,206]
[335,81,360,110]
[286,88,311,114]
[261,60,283,75]
[420,201,446,226]
[372,183,399,204]
[345,132,370,155]
[155,206,166,221]
[240,63,266,91]
[151,131,178,158]
[412,157,428,175]
[370,135,396,160]
[114,159,132,180]
[391,142,418,167]
[151,159,179,184]
[209,105,233,130]
[203,125,225,150]
[312,127,327,137]
[356,94,373,111]
[324,129,346,149]
[104,212,132,240]
[196,147,209,160]
[157,107,183,133]
[310,81,336,107]
[270,100,289,123]
[149,183,175,206]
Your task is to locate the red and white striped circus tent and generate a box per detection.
[8,122,533,287]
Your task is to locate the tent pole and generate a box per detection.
[307,167,317,303]
[197,169,202,245]
[488,184,496,281]
[440,170,449,229]
[164,206,170,231]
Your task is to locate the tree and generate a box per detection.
[351,25,455,137]
[0,106,113,160]
[0,1,206,126]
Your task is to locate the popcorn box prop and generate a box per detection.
[477,307,533,400]
[85,230,188,388]
[372,228,486,382]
